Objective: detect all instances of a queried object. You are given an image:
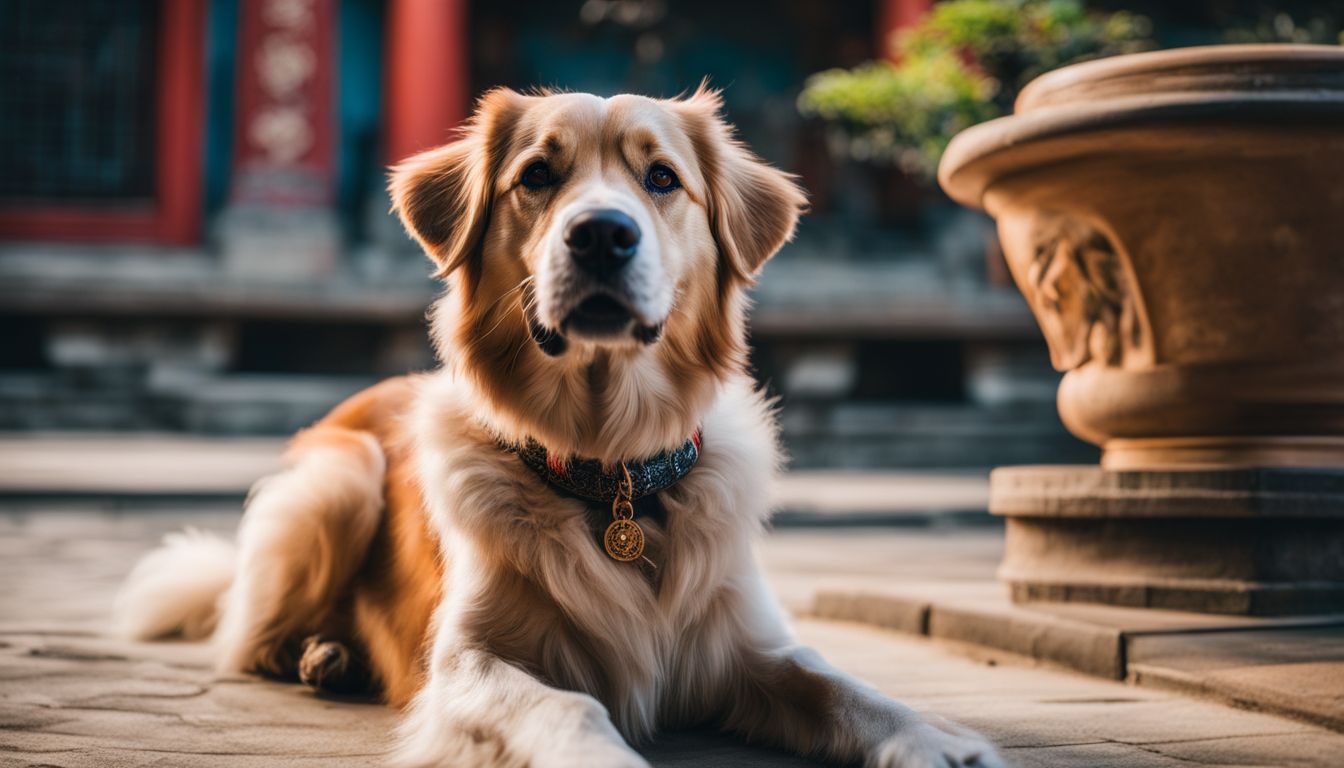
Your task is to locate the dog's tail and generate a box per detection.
[112,527,237,641]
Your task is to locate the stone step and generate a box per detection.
[0,434,997,527]
[783,403,1096,468]
[0,372,1093,467]
[807,583,1344,733]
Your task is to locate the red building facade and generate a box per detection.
[0,0,926,249]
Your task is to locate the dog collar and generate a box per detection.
[506,430,701,503]
[502,430,701,564]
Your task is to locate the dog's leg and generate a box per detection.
[723,645,1004,768]
[392,648,649,768]
[213,427,385,678]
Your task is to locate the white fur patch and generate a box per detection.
[112,527,236,641]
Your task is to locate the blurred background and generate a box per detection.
[1,0,1342,471]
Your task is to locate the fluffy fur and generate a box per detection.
[113,528,235,641]
[114,86,1003,768]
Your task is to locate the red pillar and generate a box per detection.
[878,0,933,59]
[156,0,208,243]
[384,0,469,164]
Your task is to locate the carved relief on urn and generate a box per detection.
[999,213,1148,373]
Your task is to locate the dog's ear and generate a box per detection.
[389,89,524,280]
[678,85,809,281]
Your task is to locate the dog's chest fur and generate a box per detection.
[414,373,782,738]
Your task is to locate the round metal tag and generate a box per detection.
[603,518,645,562]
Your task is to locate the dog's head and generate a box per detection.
[391,86,806,455]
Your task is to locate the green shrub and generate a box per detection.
[797,0,1152,177]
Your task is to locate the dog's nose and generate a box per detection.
[565,209,640,277]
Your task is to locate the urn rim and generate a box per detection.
[938,44,1344,210]
[1017,43,1344,113]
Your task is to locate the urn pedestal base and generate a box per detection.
[991,465,1344,616]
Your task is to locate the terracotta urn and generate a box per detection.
[938,45,1344,615]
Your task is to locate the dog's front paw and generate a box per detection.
[391,692,651,768]
[555,738,652,768]
[869,719,1005,768]
[391,729,650,768]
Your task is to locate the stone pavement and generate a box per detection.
[5,506,1344,767]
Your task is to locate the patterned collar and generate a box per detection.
[503,430,702,503]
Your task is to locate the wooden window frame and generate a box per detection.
[0,0,207,245]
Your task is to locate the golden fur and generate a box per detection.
[115,87,1003,768]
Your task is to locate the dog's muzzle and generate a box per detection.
[526,208,665,356]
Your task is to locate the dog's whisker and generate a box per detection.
[505,333,532,373]
[476,276,537,343]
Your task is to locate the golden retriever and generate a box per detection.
[115,86,1003,768]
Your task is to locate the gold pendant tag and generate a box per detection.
[603,463,644,563]
[603,517,645,562]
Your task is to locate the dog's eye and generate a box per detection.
[645,164,680,194]
[521,162,553,189]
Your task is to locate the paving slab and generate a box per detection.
[769,470,992,526]
[1129,627,1344,731]
[760,527,1003,615]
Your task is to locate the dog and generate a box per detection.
[114,86,1003,768]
